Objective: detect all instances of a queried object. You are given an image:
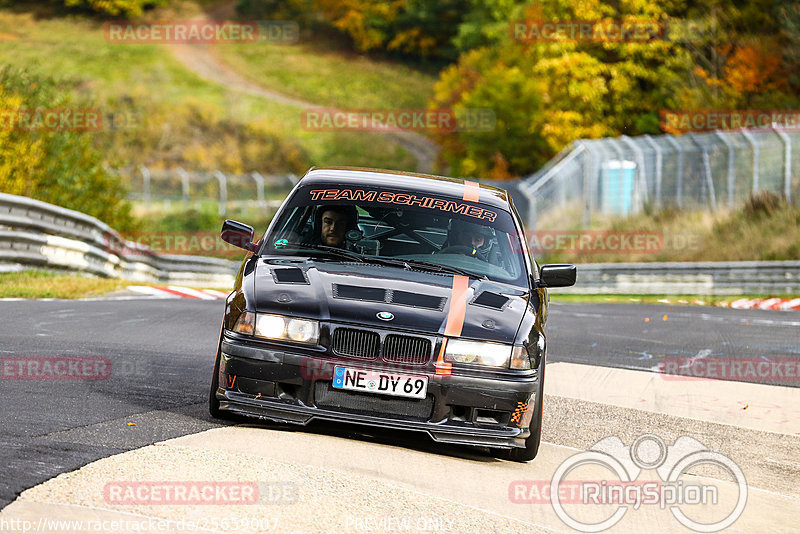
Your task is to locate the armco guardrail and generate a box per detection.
[550,261,800,295]
[0,193,238,287]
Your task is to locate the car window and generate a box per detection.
[263,185,529,286]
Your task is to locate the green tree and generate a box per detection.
[0,68,135,231]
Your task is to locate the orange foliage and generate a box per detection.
[723,43,787,94]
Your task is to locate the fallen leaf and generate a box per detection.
[127,422,136,426]
[663,314,668,321]
[742,404,749,410]
[644,317,650,322]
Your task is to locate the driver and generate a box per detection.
[314,205,357,248]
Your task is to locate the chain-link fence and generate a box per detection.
[116,167,298,215]
[516,128,800,230]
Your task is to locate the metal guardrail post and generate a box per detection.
[251,171,265,205]
[773,126,792,202]
[642,135,663,208]
[664,135,684,208]
[177,167,190,204]
[214,171,227,217]
[740,129,760,193]
[621,135,649,210]
[714,131,736,209]
[577,141,596,226]
[688,133,716,210]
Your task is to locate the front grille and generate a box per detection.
[331,328,379,360]
[314,382,434,420]
[383,334,431,365]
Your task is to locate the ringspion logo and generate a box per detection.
[511,434,747,532]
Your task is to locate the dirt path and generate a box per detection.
[168,7,439,173]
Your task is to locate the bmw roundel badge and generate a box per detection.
[377,311,394,321]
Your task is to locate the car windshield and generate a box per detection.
[262,185,529,286]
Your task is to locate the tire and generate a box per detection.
[497,355,545,462]
[208,332,233,420]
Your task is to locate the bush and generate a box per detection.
[743,190,786,218]
[60,0,167,18]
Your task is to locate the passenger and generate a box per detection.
[448,219,501,265]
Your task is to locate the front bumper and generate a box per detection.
[215,333,540,449]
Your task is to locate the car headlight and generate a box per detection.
[444,339,512,368]
[231,311,319,345]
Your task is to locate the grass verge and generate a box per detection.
[215,37,438,110]
[0,270,128,299]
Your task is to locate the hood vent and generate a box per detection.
[272,268,308,284]
[391,290,446,311]
[333,284,446,311]
[333,284,387,301]
[472,291,509,310]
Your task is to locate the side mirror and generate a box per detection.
[536,264,576,288]
[221,219,257,252]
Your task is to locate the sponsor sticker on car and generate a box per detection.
[332,366,428,399]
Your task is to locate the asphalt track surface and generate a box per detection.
[0,299,797,510]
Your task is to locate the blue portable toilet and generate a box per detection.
[600,160,636,215]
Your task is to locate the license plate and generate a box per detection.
[332,366,428,399]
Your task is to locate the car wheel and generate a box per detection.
[497,356,545,462]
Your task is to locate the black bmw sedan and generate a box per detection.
[210,167,575,461]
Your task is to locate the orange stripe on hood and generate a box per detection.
[436,275,470,375]
[463,180,480,202]
[444,275,469,337]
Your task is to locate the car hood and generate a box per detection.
[252,258,531,344]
